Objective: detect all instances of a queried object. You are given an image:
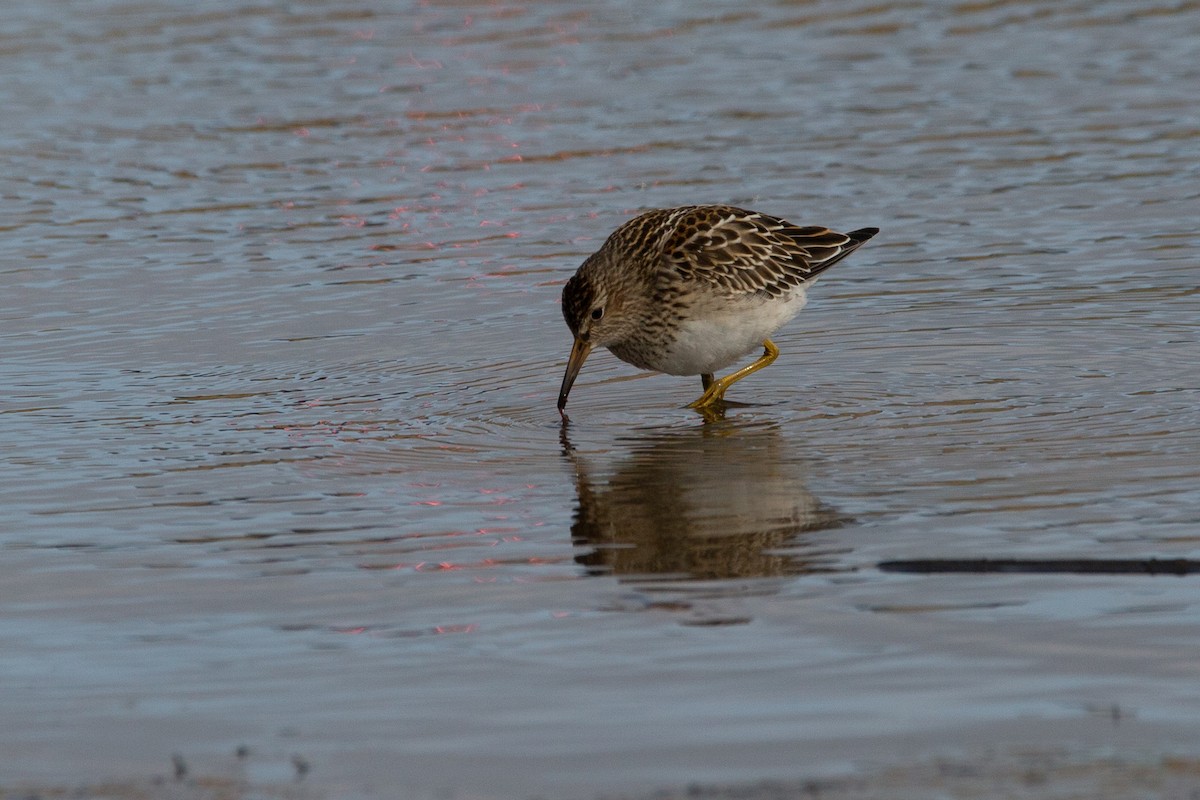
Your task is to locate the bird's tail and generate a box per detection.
[847,227,880,245]
[800,226,880,279]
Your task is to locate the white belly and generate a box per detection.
[658,291,808,376]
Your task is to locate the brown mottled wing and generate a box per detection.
[661,205,875,298]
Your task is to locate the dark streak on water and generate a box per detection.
[879,558,1200,576]
[2,0,1199,797]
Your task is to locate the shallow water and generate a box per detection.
[2,0,1199,796]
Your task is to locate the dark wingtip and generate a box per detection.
[847,227,880,243]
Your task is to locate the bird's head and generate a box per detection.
[557,253,642,414]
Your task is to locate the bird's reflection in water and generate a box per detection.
[562,421,848,585]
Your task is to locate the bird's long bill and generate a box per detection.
[557,337,592,412]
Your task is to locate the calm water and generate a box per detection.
[2,0,1199,796]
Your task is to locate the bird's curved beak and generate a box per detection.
[557,336,592,413]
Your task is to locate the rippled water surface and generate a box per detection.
[3,0,1199,796]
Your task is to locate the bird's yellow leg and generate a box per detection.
[687,339,780,410]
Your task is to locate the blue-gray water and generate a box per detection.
[2,0,1199,797]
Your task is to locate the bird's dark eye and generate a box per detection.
[591,307,604,321]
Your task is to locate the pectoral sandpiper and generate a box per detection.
[557,205,878,415]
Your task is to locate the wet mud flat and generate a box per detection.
[5,747,1200,800]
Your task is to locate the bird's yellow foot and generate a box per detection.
[686,339,780,411]
[687,382,729,410]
